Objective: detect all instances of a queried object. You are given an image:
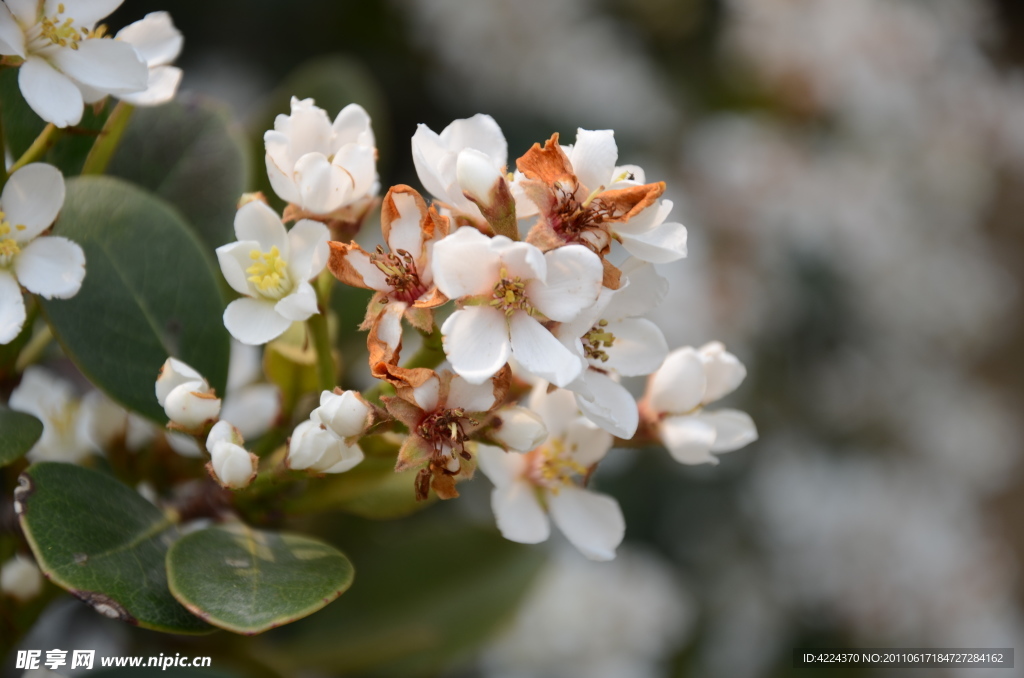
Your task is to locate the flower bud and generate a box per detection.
[155,358,221,432]
[313,389,372,439]
[490,406,548,452]
[697,341,747,404]
[1,555,42,602]
[288,419,364,474]
[456,148,518,240]
[205,421,257,489]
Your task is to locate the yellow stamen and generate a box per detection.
[537,438,588,493]
[246,246,291,299]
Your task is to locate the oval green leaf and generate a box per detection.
[16,462,213,634]
[40,176,229,421]
[167,524,354,635]
[0,407,43,467]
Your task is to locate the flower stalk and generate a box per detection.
[5,124,60,179]
[81,102,135,176]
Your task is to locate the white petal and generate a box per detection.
[509,312,583,388]
[431,226,500,299]
[411,123,453,203]
[274,282,318,322]
[446,374,496,412]
[613,198,673,236]
[476,442,527,487]
[280,97,334,159]
[493,238,546,282]
[49,39,148,93]
[14,236,85,299]
[332,103,374,147]
[293,152,352,214]
[0,3,25,57]
[385,190,426,260]
[342,246,390,291]
[221,384,281,440]
[1,163,65,242]
[0,271,26,344]
[224,297,291,346]
[315,442,364,474]
[166,431,202,457]
[19,56,83,127]
[210,442,255,489]
[234,201,287,254]
[6,0,39,26]
[52,0,124,27]
[164,382,221,430]
[440,114,508,167]
[601,318,667,376]
[564,414,615,467]
[527,245,603,322]
[699,341,747,404]
[115,12,182,66]
[117,65,181,106]
[315,389,371,438]
[490,406,547,452]
[619,223,688,264]
[603,258,668,320]
[701,409,758,453]
[287,420,330,470]
[265,150,300,204]
[286,219,330,282]
[375,301,405,355]
[333,143,376,201]
[456,147,504,209]
[492,482,550,545]
[441,305,511,385]
[659,415,718,465]
[527,381,580,440]
[216,240,260,296]
[648,347,706,415]
[574,371,638,439]
[569,129,617,193]
[155,357,207,406]
[206,420,243,450]
[412,373,440,412]
[548,486,625,561]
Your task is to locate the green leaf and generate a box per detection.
[40,176,230,422]
[166,524,355,635]
[15,462,213,634]
[106,94,251,250]
[254,521,546,676]
[0,407,42,467]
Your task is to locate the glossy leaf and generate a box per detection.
[15,463,213,634]
[40,177,229,422]
[166,524,354,635]
[0,407,43,467]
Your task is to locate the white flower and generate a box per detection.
[219,340,281,440]
[80,390,156,452]
[114,11,182,106]
[205,421,257,489]
[432,226,603,387]
[1,555,42,601]
[9,366,91,463]
[287,417,364,474]
[412,114,510,221]
[489,405,548,452]
[0,163,84,344]
[216,200,330,345]
[477,385,625,561]
[154,358,221,432]
[313,389,372,439]
[0,0,148,126]
[642,342,757,465]
[558,259,669,438]
[264,97,377,215]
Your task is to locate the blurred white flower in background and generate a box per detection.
[1,554,42,602]
[9,366,92,464]
[115,11,183,106]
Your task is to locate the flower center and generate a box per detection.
[0,214,25,267]
[36,4,108,51]
[582,319,615,363]
[530,438,588,493]
[418,408,475,462]
[489,267,532,317]
[370,246,427,303]
[246,246,292,299]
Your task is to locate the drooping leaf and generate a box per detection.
[0,407,43,467]
[106,95,251,250]
[40,176,229,422]
[166,524,354,635]
[15,463,213,634]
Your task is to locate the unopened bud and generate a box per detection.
[491,406,547,452]
[457,148,518,240]
[1,555,42,602]
[205,421,258,490]
[288,419,364,474]
[313,389,372,439]
[155,358,221,432]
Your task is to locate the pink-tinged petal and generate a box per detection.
[527,245,603,322]
[699,341,747,404]
[619,223,688,264]
[14,236,84,299]
[446,374,496,412]
[115,12,182,66]
[613,198,673,236]
[286,219,329,282]
[49,39,147,93]
[701,409,758,453]
[216,240,260,296]
[265,148,300,205]
[0,3,25,57]
[19,57,83,128]
[0,271,26,344]
[601,318,667,376]
[385,190,426,260]
[604,258,668,319]
[332,103,374,147]
[568,129,617,193]
[275,282,318,322]
[224,298,291,346]
[2,163,65,241]
[440,114,507,167]
[476,443,528,488]
[509,312,583,387]
[527,381,580,440]
[49,0,123,27]
[293,152,352,215]
[441,305,511,385]
[431,226,501,299]
[221,383,281,441]
[411,123,452,204]
[234,201,287,254]
[659,414,718,465]
[117,65,181,106]
[648,347,706,415]
[5,0,38,27]
[493,238,546,282]
[564,413,615,466]
[341,246,390,291]
[411,372,440,412]
[492,481,550,545]
[547,486,624,561]
[333,143,376,200]
[574,371,638,439]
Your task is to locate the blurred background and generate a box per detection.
[11,0,1024,675]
